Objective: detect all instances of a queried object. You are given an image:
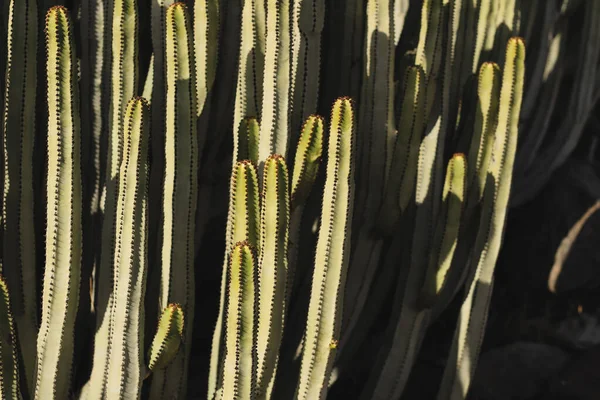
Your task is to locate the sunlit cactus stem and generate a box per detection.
[147,303,184,372]
[297,97,356,400]
[104,97,150,399]
[35,6,82,400]
[85,1,139,397]
[438,37,526,400]
[209,159,260,399]
[150,3,198,399]
[222,242,257,400]
[255,154,290,398]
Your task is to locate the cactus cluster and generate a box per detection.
[0,0,597,399]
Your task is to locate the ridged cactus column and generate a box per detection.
[98,0,139,326]
[104,97,150,399]
[1,0,38,393]
[256,155,290,398]
[35,6,82,400]
[297,97,356,400]
[150,3,198,399]
[222,242,257,400]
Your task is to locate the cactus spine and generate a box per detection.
[1,0,38,393]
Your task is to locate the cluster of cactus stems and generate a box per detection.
[0,0,597,399]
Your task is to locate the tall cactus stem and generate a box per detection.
[35,7,82,399]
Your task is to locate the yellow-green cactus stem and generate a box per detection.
[438,37,525,400]
[194,0,219,118]
[289,0,325,139]
[297,97,355,400]
[467,62,501,203]
[148,303,184,372]
[150,3,198,399]
[96,0,139,360]
[258,0,291,163]
[104,97,150,399]
[35,7,82,400]
[255,154,290,397]
[209,159,260,398]
[420,154,466,307]
[222,242,257,400]
[291,115,324,211]
[237,118,260,165]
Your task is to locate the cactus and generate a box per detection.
[104,97,150,399]
[296,97,355,400]
[148,303,184,372]
[255,154,290,396]
[35,7,82,400]
[2,0,38,393]
[437,36,525,400]
[222,242,257,400]
[1,1,598,400]
[149,3,198,399]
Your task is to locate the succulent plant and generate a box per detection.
[0,1,596,400]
